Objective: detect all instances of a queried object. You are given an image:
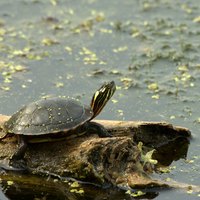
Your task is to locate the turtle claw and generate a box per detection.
[0,159,27,172]
[9,157,28,171]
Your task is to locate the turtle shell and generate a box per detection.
[4,98,93,135]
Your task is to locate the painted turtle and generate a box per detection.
[1,81,116,166]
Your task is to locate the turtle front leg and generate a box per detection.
[9,135,28,170]
[87,121,113,137]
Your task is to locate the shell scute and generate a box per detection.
[4,97,93,136]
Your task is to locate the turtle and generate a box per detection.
[1,81,116,167]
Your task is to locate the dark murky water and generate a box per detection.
[0,0,200,199]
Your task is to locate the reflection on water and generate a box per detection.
[0,173,160,200]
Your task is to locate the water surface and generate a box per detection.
[0,0,200,199]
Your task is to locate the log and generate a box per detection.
[0,115,192,189]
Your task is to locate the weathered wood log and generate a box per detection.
[0,115,192,189]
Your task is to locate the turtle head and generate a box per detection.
[90,81,116,119]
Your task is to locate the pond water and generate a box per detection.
[0,0,200,199]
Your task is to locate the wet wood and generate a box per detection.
[0,114,192,189]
